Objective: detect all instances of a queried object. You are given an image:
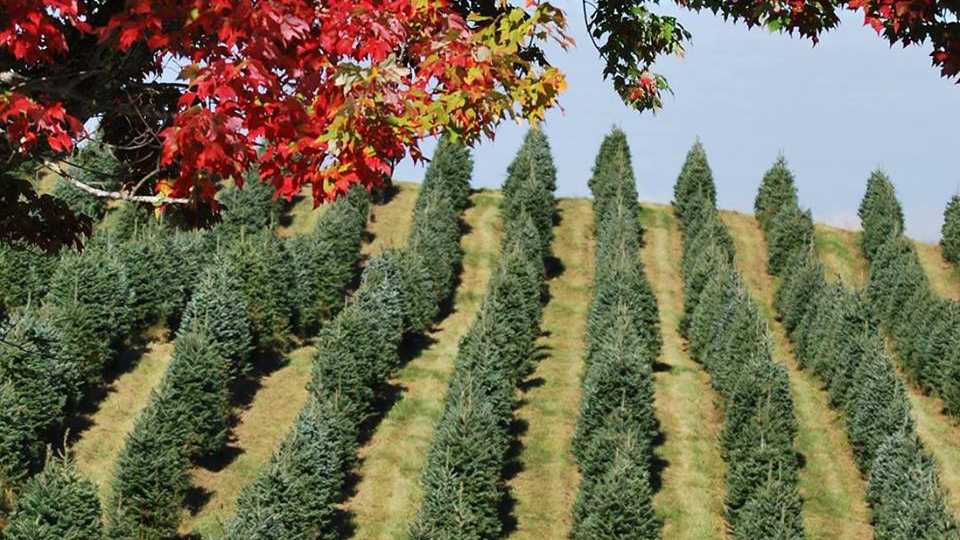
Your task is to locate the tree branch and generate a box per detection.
[42,161,191,205]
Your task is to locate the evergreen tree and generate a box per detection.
[940,194,960,265]
[178,259,253,379]
[0,310,76,484]
[734,475,805,540]
[672,140,717,227]
[858,170,904,261]
[52,137,122,221]
[3,451,102,540]
[0,242,58,312]
[226,393,355,540]
[408,189,463,309]
[217,168,282,238]
[417,134,473,214]
[753,155,799,233]
[766,203,814,276]
[501,128,557,256]
[105,391,190,540]
[161,330,231,458]
[941,340,960,418]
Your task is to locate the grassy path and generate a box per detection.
[815,224,867,287]
[507,199,593,539]
[180,346,315,536]
[812,226,960,520]
[640,203,727,540]
[346,190,502,539]
[363,182,419,256]
[720,211,872,540]
[74,332,173,499]
[913,240,960,302]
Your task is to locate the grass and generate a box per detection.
[73,330,174,501]
[507,198,595,539]
[720,210,873,540]
[912,240,960,302]
[180,346,316,536]
[362,182,420,256]
[640,203,728,540]
[815,224,868,288]
[346,189,502,539]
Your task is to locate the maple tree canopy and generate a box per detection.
[1,0,956,250]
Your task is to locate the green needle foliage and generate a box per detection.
[753,155,798,233]
[758,166,958,537]
[940,194,960,265]
[417,134,473,215]
[502,128,557,257]
[672,140,717,227]
[858,170,904,262]
[766,202,815,276]
[217,168,282,238]
[0,242,58,313]
[2,451,102,540]
[52,137,122,222]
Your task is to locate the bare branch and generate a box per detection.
[43,161,191,205]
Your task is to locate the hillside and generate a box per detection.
[52,179,960,539]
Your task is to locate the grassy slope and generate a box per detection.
[815,224,867,287]
[346,189,501,539]
[720,211,872,540]
[507,198,594,539]
[74,331,173,499]
[809,227,960,520]
[640,203,728,539]
[914,240,960,302]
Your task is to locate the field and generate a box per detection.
[4,137,960,540]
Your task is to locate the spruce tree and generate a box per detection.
[753,155,799,233]
[178,259,253,379]
[161,330,231,458]
[734,475,805,540]
[0,242,57,311]
[0,310,76,484]
[501,128,557,256]
[672,140,717,227]
[766,203,814,276]
[105,391,190,540]
[217,168,282,238]
[941,194,960,265]
[858,170,904,261]
[3,451,102,540]
[941,339,960,418]
[408,189,463,309]
[417,134,473,214]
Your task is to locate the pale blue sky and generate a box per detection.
[394,2,959,242]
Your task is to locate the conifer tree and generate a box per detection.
[502,128,557,256]
[408,189,463,308]
[766,203,814,276]
[178,258,253,379]
[734,475,805,540]
[160,330,231,458]
[753,155,799,233]
[0,242,57,312]
[3,451,102,540]
[858,170,904,261]
[941,194,960,265]
[672,140,717,227]
[0,310,77,484]
[51,137,121,221]
[217,168,282,238]
[417,134,473,214]
[105,391,190,540]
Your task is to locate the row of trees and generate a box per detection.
[757,161,959,538]
[939,195,960,265]
[569,128,662,538]
[222,136,473,538]
[0,157,370,536]
[674,143,806,538]
[857,174,960,418]
[410,129,556,538]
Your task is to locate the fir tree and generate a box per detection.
[734,475,805,540]
[754,155,799,233]
[178,259,253,379]
[417,134,473,214]
[217,168,282,238]
[672,140,717,227]
[766,203,814,276]
[3,451,102,540]
[858,170,904,261]
[940,194,960,265]
[105,391,190,540]
[0,242,58,311]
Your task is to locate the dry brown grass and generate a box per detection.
[815,224,868,288]
[720,210,872,540]
[641,203,728,540]
[507,198,594,539]
[362,182,419,256]
[913,240,960,302]
[346,189,502,539]
[73,333,174,501]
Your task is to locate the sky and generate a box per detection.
[393,2,959,242]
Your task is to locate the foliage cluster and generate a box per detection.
[941,195,960,265]
[410,131,552,538]
[677,144,806,538]
[857,174,960,418]
[760,161,959,538]
[226,141,471,537]
[570,128,661,539]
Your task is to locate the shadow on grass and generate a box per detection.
[498,416,530,536]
